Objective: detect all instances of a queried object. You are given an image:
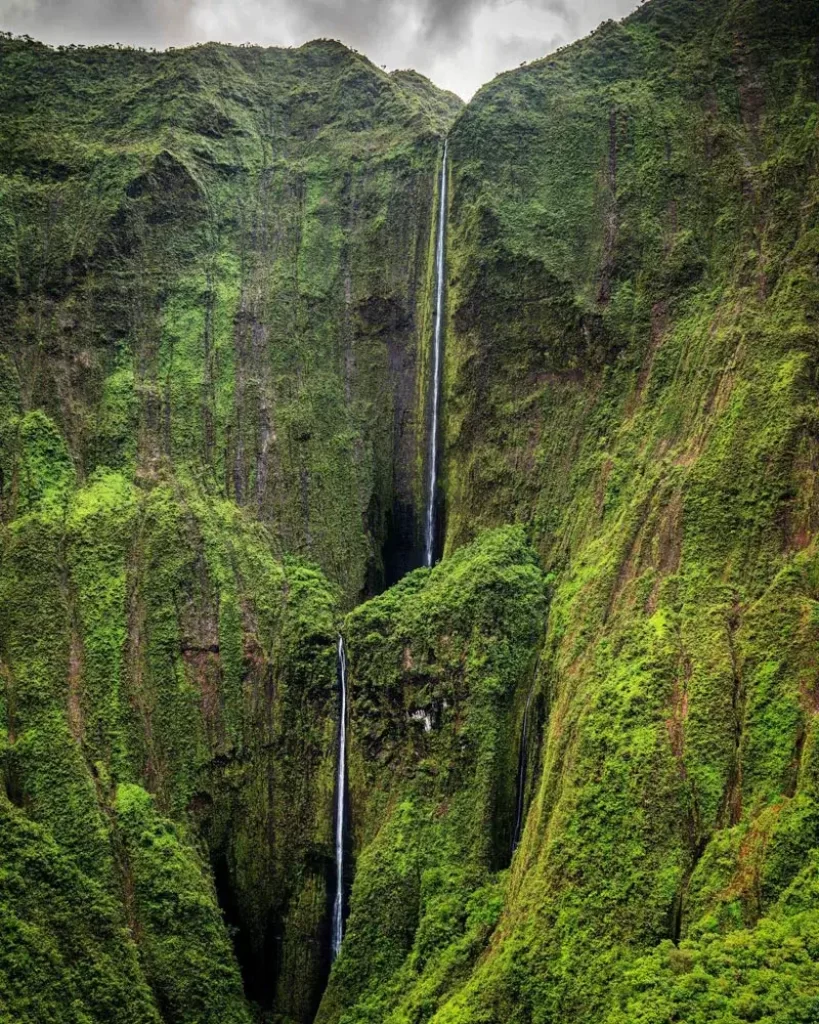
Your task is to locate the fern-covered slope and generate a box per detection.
[0,35,461,604]
[424,0,819,1019]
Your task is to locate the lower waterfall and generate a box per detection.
[331,635,348,961]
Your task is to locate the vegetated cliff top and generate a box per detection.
[0,32,462,160]
[451,0,818,275]
[0,27,462,607]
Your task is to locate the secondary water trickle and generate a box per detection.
[424,139,449,569]
[331,635,348,961]
[511,690,533,855]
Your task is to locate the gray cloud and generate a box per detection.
[0,0,642,97]
[492,31,567,65]
[284,0,401,49]
[3,0,196,47]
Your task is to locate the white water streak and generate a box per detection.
[512,690,532,855]
[425,140,449,568]
[331,635,348,960]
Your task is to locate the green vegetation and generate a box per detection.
[423,0,819,1020]
[3,0,819,1021]
[317,527,546,1024]
[115,783,252,1023]
[0,796,159,1024]
[0,461,342,1020]
[0,33,461,606]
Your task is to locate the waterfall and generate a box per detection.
[511,690,533,855]
[331,635,348,961]
[424,139,449,569]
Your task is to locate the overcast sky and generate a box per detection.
[1,0,642,98]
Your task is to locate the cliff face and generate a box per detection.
[317,527,547,1024]
[0,35,459,1023]
[432,0,819,1019]
[0,36,461,604]
[3,0,819,1022]
[0,466,342,1022]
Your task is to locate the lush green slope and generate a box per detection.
[0,39,458,1020]
[0,34,460,605]
[317,527,547,1024]
[0,455,342,1021]
[416,0,819,1019]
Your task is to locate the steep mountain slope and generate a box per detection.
[3,1,819,1023]
[0,34,459,1024]
[318,528,547,1024]
[0,465,341,1022]
[425,0,819,1019]
[0,35,461,604]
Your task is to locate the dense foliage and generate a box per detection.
[428,0,819,1020]
[0,33,461,605]
[0,456,342,1021]
[318,527,547,1023]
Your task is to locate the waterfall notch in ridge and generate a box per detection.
[332,635,348,961]
[424,139,449,569]
[512,690,533,855]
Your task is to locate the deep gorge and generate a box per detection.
[2,0,819,1021]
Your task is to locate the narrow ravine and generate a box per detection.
[328,141,449,977]
[424,139,449,569]
[512,689,533,855]
[332,635,348,961]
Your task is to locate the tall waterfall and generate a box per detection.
[424,139,449,569]
[331,635,348,961]
[512,690,533,855]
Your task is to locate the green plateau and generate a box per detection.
[2,0,819,1021]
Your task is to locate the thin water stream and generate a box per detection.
[331,635,348,960]
[512,689,533,855]
[424,140,449,568]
